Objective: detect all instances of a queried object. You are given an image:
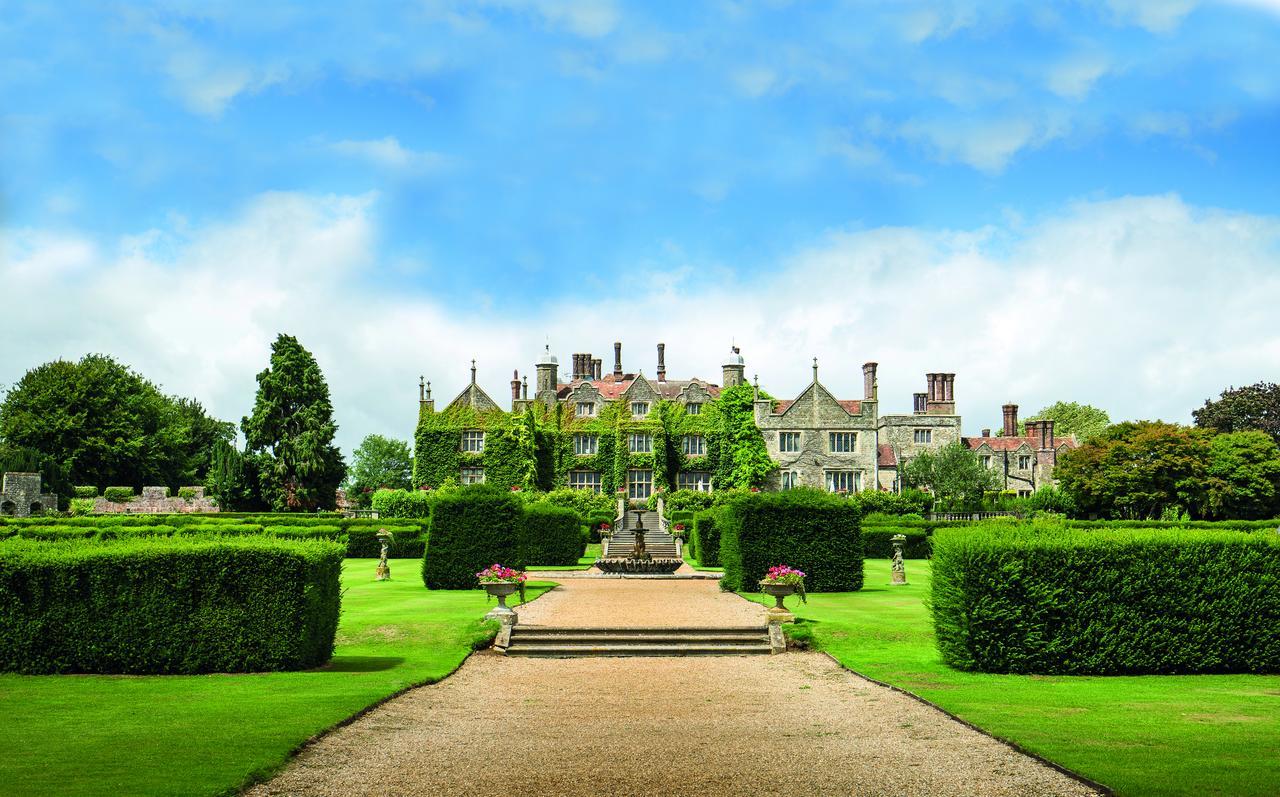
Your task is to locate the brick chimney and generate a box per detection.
[862,362,878,400]
[657,343,666,382]
[592,358,602,380]
[510,369,520,403]
[1002,404,1019,437]
[1043,419,1055,448]
[925,373,956,415]
[613,341,623,379]
[913,392,927,414]
[982,428,991,437]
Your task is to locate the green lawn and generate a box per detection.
[747,559,1280,797]
[0,560,555,797]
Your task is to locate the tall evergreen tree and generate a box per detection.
[242,334,346,511]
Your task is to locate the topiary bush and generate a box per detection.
[0,537,343,674]
[691,510,720,566]
[103,487,135,503]
[931,526,1280,674]
[422,485,522,589]
[519,503,583,566]
[717,488,863,593]
[73,486,98,499]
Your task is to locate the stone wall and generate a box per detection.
[754,383,878,492]
[0,472,58,517]
[93,486,219,514]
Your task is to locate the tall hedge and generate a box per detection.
[422,486,522,589]
[519,503,583,566]
[0,537,343,674]
[931,526,1280,674]
[692,510,720,566]
[717,488,863,593]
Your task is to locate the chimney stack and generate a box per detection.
[592,358,602,380]
[913,392,927,414]
[944,373,955,402]
[613,341,623,379]
[1044,419,1055,448]
[924,373,956,414]
[1002,404,1019,437]
[982,428,991,437]
[510,369,520,403]
[657,343,666,382]
[862,362,878,401]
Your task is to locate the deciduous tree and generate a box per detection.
[1024,401,1111,443]
[1193,382,1280,443]
[902,442,1000,511]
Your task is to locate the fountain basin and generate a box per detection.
[594,558,683,574]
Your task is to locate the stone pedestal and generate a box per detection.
[890,533,908,586]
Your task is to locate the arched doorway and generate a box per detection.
[0,501,15,516]
[29,502,43,515]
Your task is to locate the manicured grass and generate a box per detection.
[0,560,554,797]
[746,559,1280,797]
[530,542,601,570]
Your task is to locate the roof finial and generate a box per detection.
[419,375,425,402]
[426,380,432,400]
[812,357,819,382]
[470,358,477,384]
[753,373,760,400]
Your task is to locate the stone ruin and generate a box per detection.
[94,486,219,514]
[0,472,58,517]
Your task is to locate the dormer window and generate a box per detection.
[576,402,595,417]
[631,401,649,418]
[686,403,702,415]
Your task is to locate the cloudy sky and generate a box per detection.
[2,0,1279,455]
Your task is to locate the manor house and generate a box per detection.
[414,342,1075,498]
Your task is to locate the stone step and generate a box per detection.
[502,626,774,657]
[505,643,772,657]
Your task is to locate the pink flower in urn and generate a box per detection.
[750,487,760,493]
[510,485,522,492]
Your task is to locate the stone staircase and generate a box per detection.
[603,510,679,558]
[500,626,773,657]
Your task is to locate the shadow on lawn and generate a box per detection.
[321,656,406,673]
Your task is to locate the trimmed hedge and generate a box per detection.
[931,526,1280,674]
[863,529,930,559]
[520,504,583,566]
[422,486,522,589]
[717,489,863,593]
[103,487,134,503]
[0,537,343,674]
[73,486,98,498]
[691,510,720,566]
[372,488,434,519]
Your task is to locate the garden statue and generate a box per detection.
[375,529,394,581]
[631,509,649,559]
[891,533,907,586]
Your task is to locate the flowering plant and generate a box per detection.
[510,485,522,492]
[599,522,612,537]
[750,487,760,493]
[760,564,807,603]
[476,563,528,603]
[671,522,687,538]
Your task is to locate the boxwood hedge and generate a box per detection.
[931,526,1280,674]
[691,510,720,566]
[716,488,863,593]
[0,537,343,674]
[519,503,584,566]
[422,486,522,589]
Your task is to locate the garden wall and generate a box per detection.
[931,526,1280,674]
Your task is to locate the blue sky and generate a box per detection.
[3,1,1279,454]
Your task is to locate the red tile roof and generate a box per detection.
[964,434,1079,451]
[877,443,897,467]
[555,375,721,401]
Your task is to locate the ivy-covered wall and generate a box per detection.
[412,384,774,493]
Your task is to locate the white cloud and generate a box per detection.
[3,192,1278,456]
[328,137,450,172]
[732,66,779,98]
[483,0,620,38]
[896,114,1070,173]
[1103,0,1199,32]
[1047,55,1111,100]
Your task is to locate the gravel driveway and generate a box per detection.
[247,580,1099,797]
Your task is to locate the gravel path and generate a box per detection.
[248,580,1099,797]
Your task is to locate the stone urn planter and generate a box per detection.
[762,583,797,614]
[483,582,519,621]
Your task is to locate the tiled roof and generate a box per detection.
[964,434,1079,452]
[877,443,897,467]
[555,375,720,401]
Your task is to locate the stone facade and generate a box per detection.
[93,486,219,514]
[962,405,1076,496]
[0,472,57,517]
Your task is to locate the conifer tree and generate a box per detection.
[242,334,346,511]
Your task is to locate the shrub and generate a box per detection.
[68,498,96,517]
[73,486,98,498]
[853,488,933,516]
[931,526,1280,674]
[103,487,135,503]
[519,503,583,566]
[0,537,343,674]
[691,510,720,566]
[372,488,433,519]
[264,524,345,540]
[660,489,716,517]
[535,488,615,521]
[422,486,522,589]
[717,488,863,593]
[177,487,198,501]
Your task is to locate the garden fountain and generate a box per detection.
[594,509,683,574]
